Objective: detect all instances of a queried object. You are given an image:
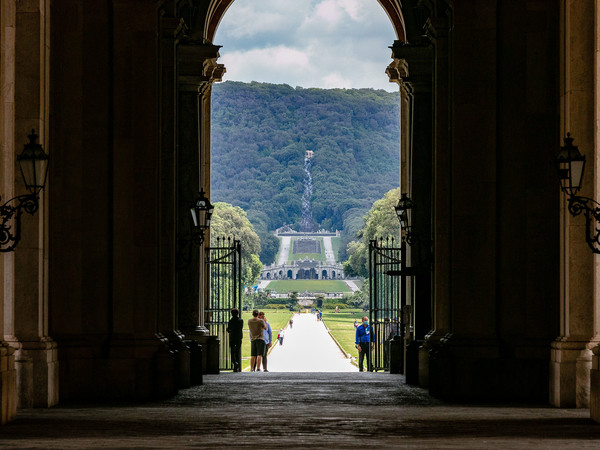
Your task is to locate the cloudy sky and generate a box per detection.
[213,0,398,92]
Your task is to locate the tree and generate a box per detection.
[210,202,262,286]
[211,81,400,234]
[343,188,401,278]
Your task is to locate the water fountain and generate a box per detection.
[300,155,315,232]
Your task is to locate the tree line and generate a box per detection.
[211,81,401,265]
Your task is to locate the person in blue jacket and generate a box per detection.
[355,316,374,372]
[258,311,273,372]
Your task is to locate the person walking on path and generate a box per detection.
[289,318,293,329]
[355,316,374,372]
[226,308,244,372]
[248,309,267,372]
[258,311,272,372]
[277,328,284,346]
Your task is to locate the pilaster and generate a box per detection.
[176,41,224,375]
[387,40,434,386]
[588,0,600,420]
[553,0,597,409]
[12,0,57,409]
[0,0,18,425]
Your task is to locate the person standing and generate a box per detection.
[277,328,284,346]
[226,308,244,372]
[258,311,272,372]
[248,309,267,372]
[355,316,374,372]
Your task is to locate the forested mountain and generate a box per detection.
[211,81,400,262]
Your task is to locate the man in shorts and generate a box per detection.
[248,309,267,371]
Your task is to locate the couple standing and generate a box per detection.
[248,309,272,372]
[227,309,272,372]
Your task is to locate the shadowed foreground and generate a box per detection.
[1,372,599,448]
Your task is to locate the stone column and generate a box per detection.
[388,40,434,385]
[176,41,224,374]
[587,1,600,420]
[552,0,599,409]
[10,0,58,409]
[156,1,184,350]
[0,0,18,423]
[419,9,452,389]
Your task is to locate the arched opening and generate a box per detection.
[208,0,407,376]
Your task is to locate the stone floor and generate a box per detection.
[2,372,600,448]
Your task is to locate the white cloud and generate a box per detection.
[220,47,311,83]
[214,0,398,92]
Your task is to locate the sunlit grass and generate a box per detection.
[321,309,365,362]
[266,279,350,293]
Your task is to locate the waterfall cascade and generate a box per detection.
[300,156,315,232]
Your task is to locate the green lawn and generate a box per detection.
[287,237,326,262]
[239,309,294,371]
[321,309,365,361]
[266,279,350,293]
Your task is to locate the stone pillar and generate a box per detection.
[388,40,434,385]
[176,41,224,373]
[552,0,598,409]
[420,9,452,389]
[10,0,58,409]
[0,0,18,424]
[588,1,600,421]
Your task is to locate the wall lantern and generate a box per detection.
[395,193,414,238]
[392,192,432,271]
[557,133,600,253]
[557,133,585,196]
[190,188,214,246]
[177,188,214,268]
[0,130,49,252]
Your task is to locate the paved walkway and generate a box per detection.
[322,236,336,264]
[277,236,291,265]
[2,372,598,448]
[266,313,355,372]
[344,279,361,292]
[2,312,600,448]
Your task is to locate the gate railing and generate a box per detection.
[369,237,403,372]
[206,237,242,371]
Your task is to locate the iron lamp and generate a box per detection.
[557,133,600,253]
[1,130,49,252]
[557,133,585,197]
[395,193,414,234]
[190,188,214,245]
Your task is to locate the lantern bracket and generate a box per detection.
[566,194,600,254]
[0,193,40,252]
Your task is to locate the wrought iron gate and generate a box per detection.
[206,237,242,371]
[369,238,403,372]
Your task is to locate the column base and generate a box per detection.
[429,335,549,402]
[183,329,219,374]
[55,334,177,402]
[590,345,600,422]
[419,330,450,388]
[11,338,59,408]
[551,337,600,408]
[0,343,17,424]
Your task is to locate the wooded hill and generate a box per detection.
[211,81,400,263]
